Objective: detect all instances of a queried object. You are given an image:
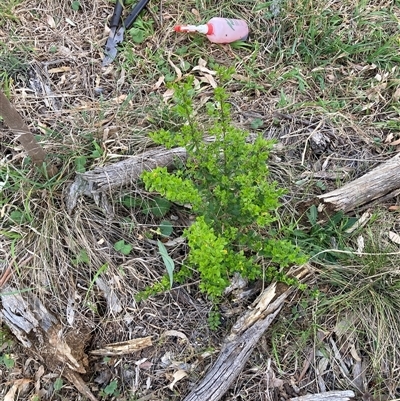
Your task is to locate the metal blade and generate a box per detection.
[102,37,118,67]
[102,27,125,67]
[114,26,125,45]
[102,0,124,66]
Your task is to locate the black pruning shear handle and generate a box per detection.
[102,0,151,67]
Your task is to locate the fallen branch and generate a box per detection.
[183,265,311,401]
[0,90,57,176]
[66,146,187,213]
[307,153,400,213]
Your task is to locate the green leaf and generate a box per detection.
[75,156,86,173]
[159,220,173,237]
[73,249,90,265]
[251,118,264,129]
[54,377,63,391]
[207,310,221,330]
[308,205,318,225]
[114,240,132,255]
[91,149,101,158]
[143,197,171,217]
[130,28,146,43]
[157,240,174,288]
[165,73,176,82]
[329,211,344,226]
[114,240,124,251]
[121,195,143,208]
[71,1,80,11]
[181,61,191,71]
[1,354,15,369]
[104,380,118,396]
[91,140,103,158]
[9,210,25,224]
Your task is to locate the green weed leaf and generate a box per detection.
[9,210,26,224]
[104,380,118,396]
[157,240,174,288]
[251,117,264,129]
[147,197,171,217]
[130,28,146,43]
[208,310,221,331]
[121,195,143,208]
[91,140,103,158]
[159,220,173,237]
[1,354,15,369]
[73,249,90,265]
[71,1,80,11]
[139,196,171,217]
[308,205,318,225]
[114,240,132,255]
[75,156,86,173]
[54,377,63,391]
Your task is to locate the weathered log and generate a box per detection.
[183,266,310,401]
[314,153,400,213]
[66,146,187,213]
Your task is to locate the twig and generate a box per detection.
[0,255,34,288]
[0,91,58,176]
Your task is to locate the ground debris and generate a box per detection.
[0,286,95,400]
[183,265,310,401]
[289,390,356,401]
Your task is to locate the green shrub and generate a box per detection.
[142,70,307,301]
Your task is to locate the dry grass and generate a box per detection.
[1,0,400,400]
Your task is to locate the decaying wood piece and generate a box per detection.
[314,153,400,213]
[66,146,187,213]
[289,390,356,401]
[0,286,98,401]
[90,336,153,356]
[0,91,57,176]
[183,265,310,401]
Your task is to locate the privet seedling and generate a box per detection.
[142,69,306,302]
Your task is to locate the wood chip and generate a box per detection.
[388,231,400,245]
[90,336,153,356]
